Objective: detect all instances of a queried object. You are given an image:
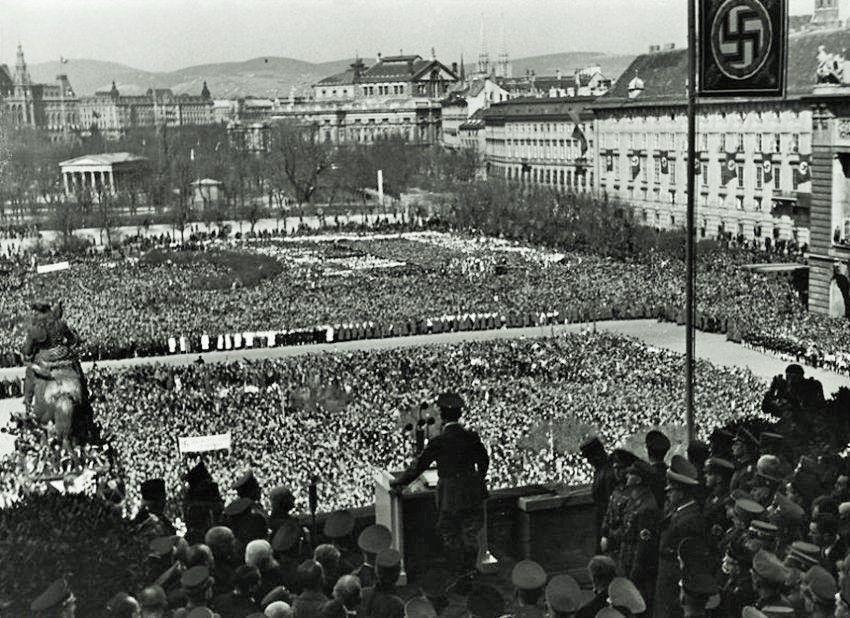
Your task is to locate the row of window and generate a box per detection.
[490,165,593,189]
[600,131,803,153]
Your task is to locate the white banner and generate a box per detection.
[178,432,231,454]
[36,261,70,274]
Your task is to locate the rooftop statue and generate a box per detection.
[816,44,847,85]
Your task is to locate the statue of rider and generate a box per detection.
[21,299,85,413]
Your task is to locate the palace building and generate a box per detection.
[589,26,850,246]
[482,97,596,193]
[272,51,458,145]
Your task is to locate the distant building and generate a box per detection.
[496,66,612,99]
[441,76,512,149]
[273,51,458,145]
[59,152,148,197]
[78,82,214,139]
[1,44,79,139]
[482,97,596,192]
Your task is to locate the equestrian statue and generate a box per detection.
[21,299,98,447]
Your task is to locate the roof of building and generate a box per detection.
[482,96,596,122]
[191,178,222,186]
[59,152,148,167]
[460,107,486,130]
[595,26,850,109]
[315,55,457,87]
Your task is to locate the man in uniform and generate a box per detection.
[618,459,660,608]
[645,430,671,508]
[730,429,760,492]
[323,509,360,573]
[352,524,393,589]
[133,478,176,538]
[579,435,615,550]
[391,392,489,581]
[654,455,704,618]
[359,548,405,618]
[702,457,734,543]
[600,449,638,557]
[507,560,547,617]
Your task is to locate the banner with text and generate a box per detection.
[178,432,232,454]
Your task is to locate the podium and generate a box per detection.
[373,468,438,585]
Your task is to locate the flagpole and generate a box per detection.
[685,0,697,443]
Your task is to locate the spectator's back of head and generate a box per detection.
[234,564,261,595]
[333,575,362,609]
[185,544,214,569]
[265,601,293,618]
[137,585,167,618]
[588,555,617,592]
[297,559,324,592]
[246,539,273,569]
[314,544,341,574]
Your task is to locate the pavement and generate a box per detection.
[0,319,845,458]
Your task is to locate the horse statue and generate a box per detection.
[22,300,97,448]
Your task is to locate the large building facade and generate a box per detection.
[588,27,845,246]
[272,52,458,145]
[1,44,79,138]
[482,97,596,193]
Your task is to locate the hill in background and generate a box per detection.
[27,51,636,98]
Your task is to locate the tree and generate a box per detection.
[94,188,122,248]
[268,122,332,208]
[168,157,195,242]
[48,194,82,247]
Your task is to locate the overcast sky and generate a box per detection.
[1,0,822,71]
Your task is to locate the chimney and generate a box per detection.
[555,69,562,80]
[666,43,676,50]
[451,62,458,74]
[377,52,382,63]
[431,47,436,61]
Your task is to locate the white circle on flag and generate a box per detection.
[727,158,737,170]
[710,0,773,80]
[631,156,639,166]
[799,161,809,173]
[762,160,772,171]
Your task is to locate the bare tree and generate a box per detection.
[268,122,332,208]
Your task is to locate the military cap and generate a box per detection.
[30,578,72,612]
[751,550,788,585]
[137,585,167,610]
[187,608,215,618]
[223,497,253,517]
[261,585,292,608]
[467,584,504,618]
[645,429,671,453]
[270,485,295,510]
[511,560,547,591]
[733,428,760,449]
[625,459,655,482]
[595,610,626,618]
[149,535,178,558]
[610,449,638,467]
[785,363,804,375]
[756,455,786,483]
[358,524,392,554]
[141,478,167,502]
[741,608,767,618]
[734,498,765,520]
[233,470,260,492]
[803,565,837,602]
[323,509,355,538]
[677,537,711,568]
[404,596,437,618]
[607,577,645,613]
[771,493,804,524]
[544,574,580,613]
[704,457,735,474]
[666,454,699,487]
[181,565,212,591]
[680,570,717,599]
[272,519,302,553]
[376,548,401,569]
[436,392,464,410]
[204,525,235,549]
[789,541,821,566]
[106,592,136,615]
[579,435,605,457]
[748,520,779,539]
[840,501,850,517]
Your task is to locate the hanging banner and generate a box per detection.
[36,261,70,274]
[699,0,787,97]
[178,432,232,454]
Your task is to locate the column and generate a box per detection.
[108,169,115,194]
[63,172,70,196]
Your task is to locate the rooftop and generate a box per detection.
[482,96,596,122]
[595,26,850,108]
[59,153,148,167]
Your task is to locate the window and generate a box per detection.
[754,197,762,211]
[641,156,648,181]
[792,133,800,153]
[774,133,781,153]
[737,163,744,188]
[560,170,565,185]
[699,133,707,152]
[653,157,660,181]
[720,134,726,152]
[774,165,781,189]
[756,165,763,189]
[756,133,763,152]
[737,134,744,152]
[736,196,744,210]
[701,163,709,185]
[670,215,676,226]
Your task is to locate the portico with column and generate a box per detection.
[59,152,147,199]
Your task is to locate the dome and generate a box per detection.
[627,73,645,98]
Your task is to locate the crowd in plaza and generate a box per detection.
[2,329,849,616]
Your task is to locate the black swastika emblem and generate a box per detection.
[711,0,772,79]
[699,0,786,97]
